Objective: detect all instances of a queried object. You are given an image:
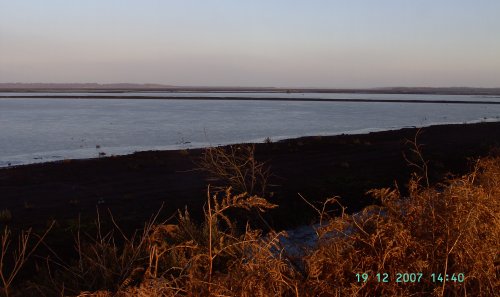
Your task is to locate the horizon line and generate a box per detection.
[1,83,500,90]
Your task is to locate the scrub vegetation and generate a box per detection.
[0,145,499,296]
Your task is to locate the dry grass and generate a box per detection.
[0,223,53,297]
[123,187,296,296]
[4,152,500,296]
[23,210,162,296]
[197,144,271,197]
[304,157,500,296]
[64,157,498,296]
[89,187,295,297]
[16,188,294,297]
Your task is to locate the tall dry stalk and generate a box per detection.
[0,223,53,297]
[198,144,271,197]
[124,188,290,296]
[28,208,166,296]
[403,128,430,187]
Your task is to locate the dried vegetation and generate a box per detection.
[197,144,271,196]
[305,157,500,296]
[1,145,499,296]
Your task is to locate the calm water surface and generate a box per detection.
[1,93,499,167]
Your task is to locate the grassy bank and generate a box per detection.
[1,145,499,296]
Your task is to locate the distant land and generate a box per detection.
[1,83,500,95]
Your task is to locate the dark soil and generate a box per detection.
[1,122,500,234]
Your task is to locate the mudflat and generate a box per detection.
[1,122,500,232]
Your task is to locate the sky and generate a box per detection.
[1,0,500,88]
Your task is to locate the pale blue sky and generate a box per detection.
[1,1,499,87]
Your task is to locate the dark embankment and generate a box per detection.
[1,122,500,234]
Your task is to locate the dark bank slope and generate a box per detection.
[1,122,500,232]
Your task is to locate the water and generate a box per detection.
[2,91,500,102]
[1,93,499,167]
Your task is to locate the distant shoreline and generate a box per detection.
[1,95,500,105]
[1,85,500,95]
